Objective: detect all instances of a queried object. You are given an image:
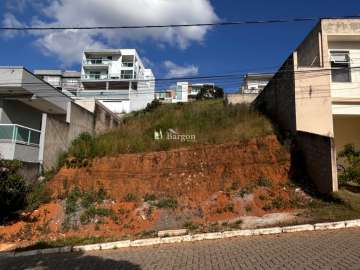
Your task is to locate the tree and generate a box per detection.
[0,159,28,219]
[196,84,224,100]
[338,144,360,185]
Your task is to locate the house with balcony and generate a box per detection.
[0,67,121,180]
[176,82,216,102]
[155,89,177,103]
[241,73,273,94]
[80,49,155,114]
[34,70,81,96]
[226,73,274,104]
[253,18,360,194]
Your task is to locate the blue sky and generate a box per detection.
[1,0,359,92]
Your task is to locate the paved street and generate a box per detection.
[2,228,360,270]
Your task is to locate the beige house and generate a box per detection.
[254,18,360,193]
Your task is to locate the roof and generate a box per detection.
[34,69,63,76]
[34,69,81,78]
[245,73,274,80]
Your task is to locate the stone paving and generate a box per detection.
[1,228,360,270]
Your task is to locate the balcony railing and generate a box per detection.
[83,59,112,65]
[82,73,137,80]
[0,124,41,146]
[121,62,134,67]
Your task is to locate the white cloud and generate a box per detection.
[164,61,199,78]
[2,13,26,38]
[3,0,218,67]
[5,0,28,12]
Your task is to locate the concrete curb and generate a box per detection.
[2,219,360,258]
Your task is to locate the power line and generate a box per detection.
[2,16,360,31]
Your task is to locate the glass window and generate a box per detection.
[121,70,133,79]
[331,51,351,82]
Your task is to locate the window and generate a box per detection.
[89,71,101,80]
[131,82,138,90]
[330,51,351,82]
[121,70,134,79]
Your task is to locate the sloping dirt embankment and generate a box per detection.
[49,135,291,204]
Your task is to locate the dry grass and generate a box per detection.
[91,100,274,157]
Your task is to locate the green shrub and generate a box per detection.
[123,193,138,202]
[80,206,115,224]
[144,193,156,202]
[96,185,107,203]
[256,177,273,188]
[80,192,96,209]
[155,197,178,209]
[259,194,268,201]
[0,160,28,219]
[118,207,126,215]
[271,196,287,209]
[224,203,235,213]
[183,221,199,231]
[338,144,360,185]
[65,187,81,214]
[26,182,52,212]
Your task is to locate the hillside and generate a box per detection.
[0,101,317,249]
[61,100,274,164]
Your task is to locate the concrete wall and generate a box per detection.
[252,21,337,194]
[253,55,297,134]
[294,67,333,137]
[226,94,257,104]
[0,100,42,130]
[14,143,40,163]
[42,101,121,169]
[42,103,95,169]
[296,22,323,67]
[296,131,338,193]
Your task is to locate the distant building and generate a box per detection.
[36,49,155,115]
[240,73,273,94]
[80,49,155,114]
[176,82,216,102]
[34,70,81,95]
[226,73,273,105]
[155,89,177,103]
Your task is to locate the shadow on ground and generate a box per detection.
[0,251,142,270]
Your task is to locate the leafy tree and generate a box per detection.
[0,159,28,219]
[338,144,360,185]
[196,84,224,100]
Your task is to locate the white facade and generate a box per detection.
[241,73,273,94]
[34,70,81,94]
[175,82,215,102]
[79,49,155,114]
[329,41,360,109]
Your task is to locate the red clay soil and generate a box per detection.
[49,135,290,203]
[0,135,306,248]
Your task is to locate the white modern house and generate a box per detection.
[34,70,81,95]
[240,73,273,94]
[80,49,155,114]
[176,82,216,102]
[155,89,177,103]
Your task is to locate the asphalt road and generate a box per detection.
[1,228,360,270]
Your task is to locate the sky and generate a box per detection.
[1,0,360,92]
